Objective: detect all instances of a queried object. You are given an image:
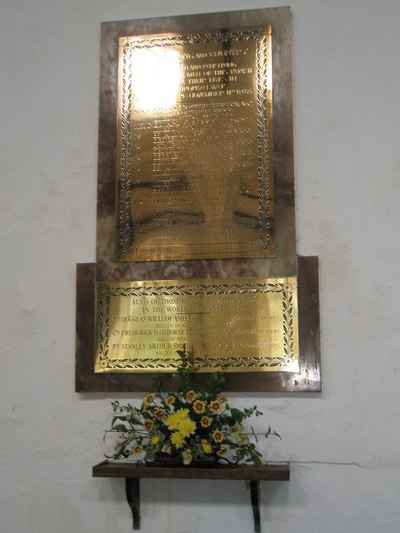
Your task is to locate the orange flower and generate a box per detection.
[142,393,155,410]
[212,429,224,443]
[154,408,166,421]
[133,444,143,454]
[209,400,222,414]
[165,395,175,406]
[200,416,212,428]
[143,393,155,404]
[144,420,154,431]
[193,400,206,414]
[186,390,196,403]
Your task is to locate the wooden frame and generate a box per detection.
[75,256,321,392]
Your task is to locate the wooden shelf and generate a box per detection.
[93,460,290,531]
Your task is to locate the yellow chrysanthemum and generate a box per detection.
[150,434,160,446]
[201,440,213,454]
[171,431,185,449]
[200,416,212,428]
[193,400,206,414]
[166,408,190,430]
[178,418,196,438]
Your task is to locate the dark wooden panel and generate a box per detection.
[75,263,96,391]
[75,256,320,392]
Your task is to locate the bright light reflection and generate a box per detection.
[132,47,181,112]
[285,359,300,373]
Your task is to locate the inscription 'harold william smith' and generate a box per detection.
[117,26,274,261]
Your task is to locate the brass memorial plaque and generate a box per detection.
[117,25,274,261]
[76,8,321,393]
[95,277,299,373]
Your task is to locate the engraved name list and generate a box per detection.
[95,277,299,373]
[117,26,274,261]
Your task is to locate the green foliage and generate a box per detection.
[204,370,226,397]
[171,348,198,393]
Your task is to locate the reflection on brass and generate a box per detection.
[117,25,274,261]
[94,277,299,373]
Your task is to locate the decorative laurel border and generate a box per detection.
[95,280,297,372]
[118,27,274,259]
[96,286,112,369]
[282,282,294,359]
[99,355,292,371]
[119,43,134,256]
[256,31,273,248]
[106,281,281,298]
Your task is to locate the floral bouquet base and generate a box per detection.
[147,453,220,468]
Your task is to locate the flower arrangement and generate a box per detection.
[105,349,280,466]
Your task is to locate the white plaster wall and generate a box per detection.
[1,0,399,532]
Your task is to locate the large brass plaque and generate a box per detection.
[95,277,299,373]
[117,25,274,261]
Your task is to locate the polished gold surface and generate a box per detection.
[94,277,299,373]
[117,25,274,261]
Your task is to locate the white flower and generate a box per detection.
[182,449,193,465]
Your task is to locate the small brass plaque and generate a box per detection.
[95,277,299,373]
[117,25,274,261]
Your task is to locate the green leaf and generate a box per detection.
[230,408,244,422]
[111,424,130,433]
[265,426,282,440]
